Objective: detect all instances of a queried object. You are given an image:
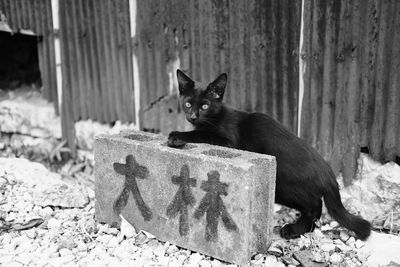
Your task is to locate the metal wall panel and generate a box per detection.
[59,0,135,153]
[0,0,58,112]
[137,0,301,134]
[300,0,400,185]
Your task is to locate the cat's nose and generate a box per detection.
[190,113,198,122]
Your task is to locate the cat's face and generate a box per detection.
[176,69,227,125]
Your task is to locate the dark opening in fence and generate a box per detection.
[0,0,58,112]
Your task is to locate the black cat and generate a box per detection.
[167,69,371,240]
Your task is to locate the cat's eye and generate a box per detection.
[185,102,192,108]
[201,104,209,110]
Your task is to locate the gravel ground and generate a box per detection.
[0,157,374,267]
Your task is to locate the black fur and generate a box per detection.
[168,70,371,240]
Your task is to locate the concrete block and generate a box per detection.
[95,130,276,265]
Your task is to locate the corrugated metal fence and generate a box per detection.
[0,0,58,112]
[1,0,398,184]
[137,0,301,134]
[58,0,135,153]
[300,0,400,185]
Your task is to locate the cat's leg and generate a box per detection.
[280,199,322,239]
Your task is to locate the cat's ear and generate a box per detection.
[206,73,227,100]
[177,69,194,94]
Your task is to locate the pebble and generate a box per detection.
[107,236,120,248]
[24,229,36,239]
[268,246,283,257]
[120,215,136,238]
[211,259,222,267]
[59,238,77,250]
[321,224,332,231]
[189,252,203,264]
[59,248,73,257]
[340,230,350,242]
[330,253,343,264]
[330,221,339,228]
[199,259,212,267]
[264,255,278,266]
[166,244,179,254]
[321,243,336,252]
[141,247,154,260]
[104,227,119,236]
[47,218,62,229]
[283,257,300,266]
[14,253,32,265]
[177,254,187,265]
[347,236,355,245]
[77,241,88,252]
[354,239,365,249]
[97,234,112,244]
[274,261,286,267]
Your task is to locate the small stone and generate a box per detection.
[15,253,32,265]
[153,246,166,258]
[15,239,32,253]
[158,256,171,266]
[4,263,23,267]
[24,229,36,239]
[355,239,365,249]
[254,253,264,261]
[104,227,119,236]
[199,259,212,267]
[312,251,325,263]
[330,221,339,228]
[189,252,203,264]
[264,255,277,266]
[77,241,87,252]
[41,207,54,217]
[84,218,97,234]
[177,254,187,265]
[330,253,343,264]
[313,229,325,239]
[120,215,136,238]
[336,243,351,252]
[47,218,61,229]
[211,259,222,267]
[321,224,332,231]
[141,247,154,260]
[97,234,112,244]
[320,242,336,252]
[107,236,119,248]
[49,255,75,266]
[268,245,283,256]
[282,257,300,266]
[347,236,356,247]
[58,238,77,250]
[59,248,72,257]
[166,245,179,254]
[340,230,350,242]
[112,246,131,260]
[298,235,312,248]
[274,261,286,267]
[135,232,148,245]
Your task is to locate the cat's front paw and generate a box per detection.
[167,131,187,148]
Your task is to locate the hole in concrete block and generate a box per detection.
[161,142,197,150]
[202,149,240,158]
[124,134,154,141]
[249,158,267,165]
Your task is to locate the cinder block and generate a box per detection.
[94,130,276,265]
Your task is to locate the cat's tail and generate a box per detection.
[323,181,371,241]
